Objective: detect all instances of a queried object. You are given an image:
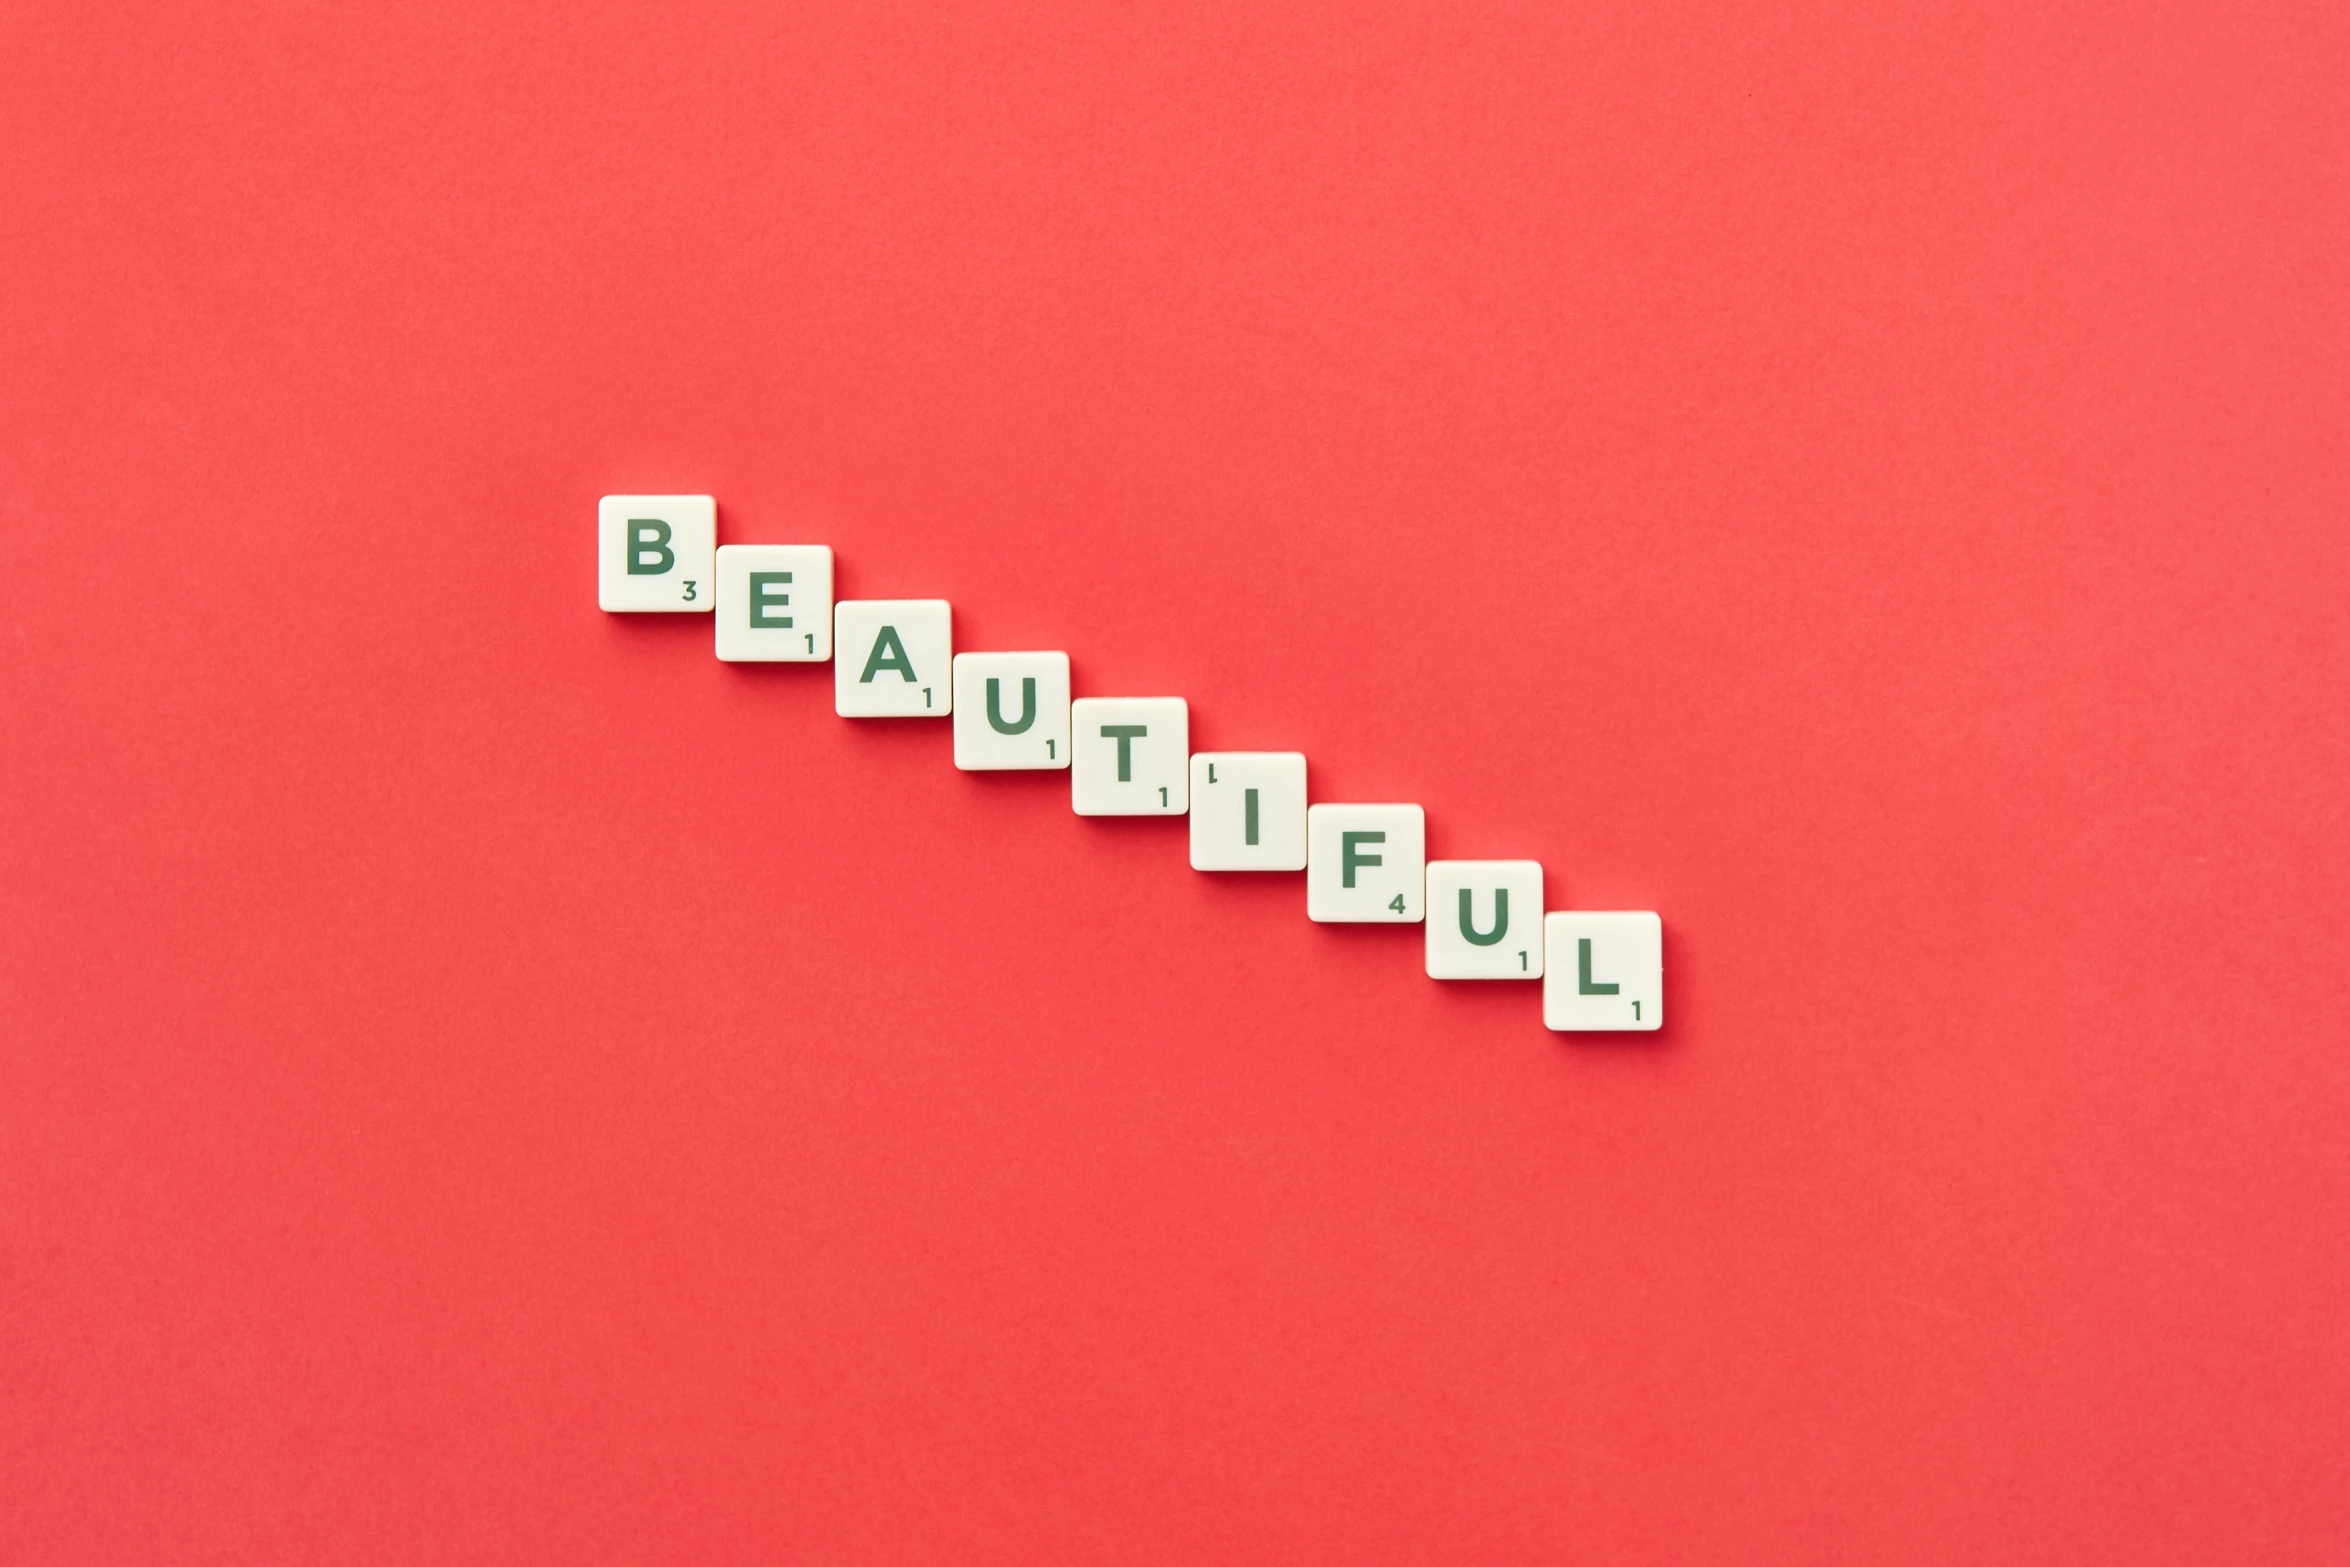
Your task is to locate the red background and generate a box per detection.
[5,1,2347,1560]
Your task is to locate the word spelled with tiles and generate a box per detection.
[600,496,1663,1031]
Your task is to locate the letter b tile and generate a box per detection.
[1307,804,1425,922]
[598,494,715,612]
[1425,860,1543,978]
[952,652,1071,769]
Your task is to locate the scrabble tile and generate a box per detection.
[1425,860,1544,979]
[598,494,715,612]
[1306,804,1425,922]
[715,545,832,661]
[952,652,1071,769]
[834,600,952,717]
[1543,912,1663,1031]
[1070,698,1188,815]
[1188,752,1307,870]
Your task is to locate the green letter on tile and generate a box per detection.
[748,571,793,628]
[1459,888,1507,946]
[860,625,916,683]
[626,518,673,575]
[1099,724,1148,781]
[987,677,1037,735]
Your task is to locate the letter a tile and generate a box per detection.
[834,600,952,717]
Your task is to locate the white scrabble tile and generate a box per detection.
[1543,912,1663,1031]
[1070,698,1188,815]
[715,544,832,661]
[952,652,1071,769]
[1188,753,1306,870]
[1306,804,1425,922]
[1425,861,1544,979]
[598,494,715,612]
[834,600,952,717]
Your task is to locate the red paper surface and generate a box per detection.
[5,2,2347,1560]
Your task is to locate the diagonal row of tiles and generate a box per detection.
[600,495,1661,1032]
